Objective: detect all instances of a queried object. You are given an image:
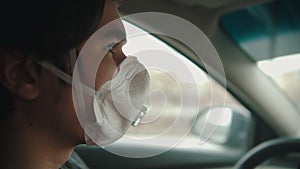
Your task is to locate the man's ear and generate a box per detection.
[0,49,40,100]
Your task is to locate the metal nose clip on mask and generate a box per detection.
[34,49,150,146]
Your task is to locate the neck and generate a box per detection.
[0,112,75,169]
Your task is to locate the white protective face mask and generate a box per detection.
[86,56,150,146]
[34,49,150,146]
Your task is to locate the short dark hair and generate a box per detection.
[0,0,105,117]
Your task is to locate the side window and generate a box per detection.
[122,20,252,155]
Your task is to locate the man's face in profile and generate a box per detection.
[0,0,130,168]
[56,0,127,144]
[1,0,126,145]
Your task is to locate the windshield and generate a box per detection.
[221,0,300,113]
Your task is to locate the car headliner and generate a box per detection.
[119,0,300,137]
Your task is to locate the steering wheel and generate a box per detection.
[234,137,300,169]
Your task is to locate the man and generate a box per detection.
[0,0,132,168]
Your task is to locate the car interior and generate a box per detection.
[74,0,300,168]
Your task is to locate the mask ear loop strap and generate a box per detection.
[37,59,73,84]
[30,50,95,97]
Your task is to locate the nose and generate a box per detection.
[111,40,127,66]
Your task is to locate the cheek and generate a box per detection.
[33,72,84,144]
[59,88,85,143]
[95,54,117,90]
[51,84,86,144]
